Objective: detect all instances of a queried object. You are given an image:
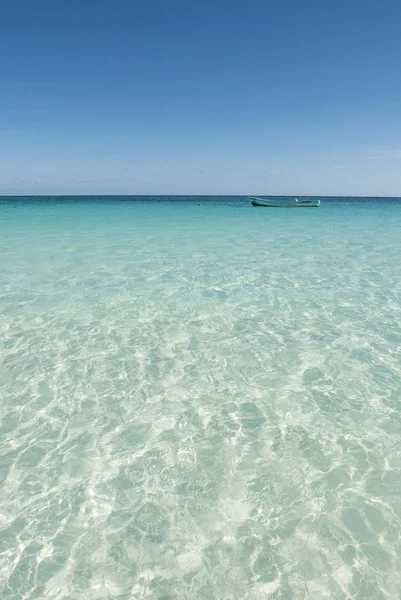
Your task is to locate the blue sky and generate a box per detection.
[1,0,401,195]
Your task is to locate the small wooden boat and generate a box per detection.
[249,196,320,208]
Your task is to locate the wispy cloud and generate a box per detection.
[189,173,207,181]
[368,149,401,160]
[92,147,112,155]
[4,176,41,184]
[270,169,286,175]
[334,165,343,169]
[125,159,146,166]
[74,177,121,183]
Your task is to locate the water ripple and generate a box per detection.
[1,199,401,598]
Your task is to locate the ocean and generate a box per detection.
[1,196,401,599]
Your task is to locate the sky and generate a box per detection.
[1,0,401,196]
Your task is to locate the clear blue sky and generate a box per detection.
[1,0,401,195]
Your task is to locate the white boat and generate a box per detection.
[249,196,320,208]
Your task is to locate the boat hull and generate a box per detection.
[249,197,320,208]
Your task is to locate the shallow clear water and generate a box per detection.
[1,196,401,599]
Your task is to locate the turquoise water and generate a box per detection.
[1,196,401,599]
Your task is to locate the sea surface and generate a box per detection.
[1,195,401,599]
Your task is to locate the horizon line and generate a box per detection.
[1,194,401,199]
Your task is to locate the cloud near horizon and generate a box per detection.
[368,149,401,160]
[125,159,146,166]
